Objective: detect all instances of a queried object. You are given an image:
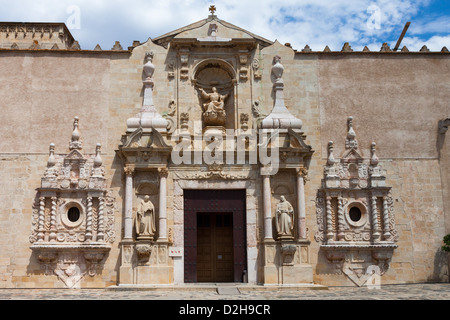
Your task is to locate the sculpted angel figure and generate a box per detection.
[275,196,294,239]
[135,195,156,240]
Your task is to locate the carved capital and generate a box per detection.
[124,166,135,176]
[297,167,308,178]
[158,167,169,178]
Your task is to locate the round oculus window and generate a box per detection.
[349,206,362,222]
[67,207,81,223]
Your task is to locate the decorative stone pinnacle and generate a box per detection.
[345,116,358,150]
[327,141,336,165]
[371,142,379,165]
[47,143,56,166]
[69,116,82,150]
[260,55,302,130]
[94,143,103,167]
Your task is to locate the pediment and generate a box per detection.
[65,149,85,161]
[122,128,171,150]
[341,148,364,162]
[152,16,273,48]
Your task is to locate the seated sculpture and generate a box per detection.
[198,87,229,126]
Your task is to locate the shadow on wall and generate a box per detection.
[437,119,449,159]
[432,249,449,283]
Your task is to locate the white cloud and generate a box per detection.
[0,0,447,51]
[402,35,450,51]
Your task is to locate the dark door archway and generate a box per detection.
[184,189,246,283]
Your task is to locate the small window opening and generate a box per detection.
[68,207,81,222]
[349,207,362,222]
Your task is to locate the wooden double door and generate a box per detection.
[184,190,246,283]
[197,212,234,282]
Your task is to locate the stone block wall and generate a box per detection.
[0,37,448,287]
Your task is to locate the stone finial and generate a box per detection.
[323,45,331,52]
[441,46,449,53]
[94,143,103,167]
[380,43,392,52]
[94,44,102,51]
[143,52,155,80]
[401,46,409,52]
[341,42,353,52]
[420,45,430,52]
[363,46,371,52]
[47,143,56,167]
[112,41,123,51]
[69,116,82,150]
[345,116,358,149]
[29,40,40,50]
[302,45,312,52]
[69,41,81,50]
[272,55,284,82]
[370,142,379,165]
[327,141,336,165]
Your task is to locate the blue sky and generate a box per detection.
[1,0,449,51]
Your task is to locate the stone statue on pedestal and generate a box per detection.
[275,196,294,240]
[135,196,156,240]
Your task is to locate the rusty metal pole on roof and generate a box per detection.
[393,22,411,51]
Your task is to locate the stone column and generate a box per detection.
[371,196,381,242]
[326,195,334,242]
[86,196,93,241]
[262,170,273,241]
[37,196,46,242]
[296,168,307,239]
[337,197,345,241]
[158,167,169,241]
[49,196,57,242]
[124,167,135,240]
[382,196,391,240]
[97,196,105,242]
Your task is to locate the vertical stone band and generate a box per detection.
[296,168,307,239]
[158,167,169,241]
[262,172,273,240]
[124,167,134,240]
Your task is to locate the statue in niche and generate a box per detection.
[135,195,156,240]
[198,87,229,126]
[275,196,294,240]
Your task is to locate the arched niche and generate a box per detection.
[192,59,237,130]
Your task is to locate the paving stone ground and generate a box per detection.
[0,283,449,300]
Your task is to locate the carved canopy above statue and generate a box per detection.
[193,59,236,129]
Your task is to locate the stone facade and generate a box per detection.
[0,12,449,288]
